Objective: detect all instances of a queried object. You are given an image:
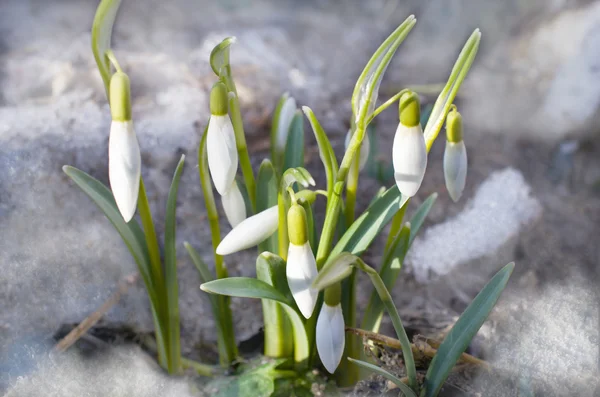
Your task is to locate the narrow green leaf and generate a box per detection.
[302,106,338,196]
[421,262,515,397]
[424,29,481,149]
[257,160,279,253]
[63,166,151,291]
[283,112,305,171]
[256,253,293,358]
[164,155,185,373]
[271,93,287,166]
[351,16,416,123]
[364,223,410,332]
[329,185,403,258]
[280,304,310,368]
[408,193,437,246]
[348,358,417,397]
[201,277,292,307]
[91,0,122,98]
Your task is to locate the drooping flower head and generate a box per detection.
[316,283,345,374]
[286,203,318,319]
[392,91,427,199]
[443,107,467,202]
[108,71,141,222]
[207,81,238,196]
[216,206,278,255]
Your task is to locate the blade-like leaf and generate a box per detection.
[348,358,417,397]
[421,262,515,397]
[164,155,185,373]
[312,252,356,291]
[283,112,305,171]
[62,166,152,290]
[256,253,293,358]
[257,160,279,253]
[201,277,292,307]
[352,16,416,123]
[271,93,288,166]
[362,223,411,333]
[302,106,338,196]
[329,185,403,258]
[424,29,481,149]
[91,0,122,97]
[408,193,437,246]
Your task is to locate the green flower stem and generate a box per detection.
[229,94,256,211]
[354,258,418,393]
[136,177,169,369]
[367,89,409,125]
[198,130,238,367]
[277,192,289,260]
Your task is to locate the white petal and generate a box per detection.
[287,241,318,318]
[392,123,427,197]
[109,121,141,222]
[443,140,467,202]
[221,182,246,227]
[316,303,345,373]
[216,206,278,255]
[345,129,370,171]
[207,115,238,195]
[276,97,297,152]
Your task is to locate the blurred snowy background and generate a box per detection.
[1,0,599,395]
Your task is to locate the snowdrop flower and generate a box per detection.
[108,71,141,222]
[207,82,238,195]
[275,94,297,153]
[221,181,246,227]
[345,129,370,171]
[216,206,278,255]
[392,91,427,198]
[286,203,318,319]
[316,284,345,374]
[443,108,467,202]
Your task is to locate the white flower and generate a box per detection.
[207,114,238,195]
[392,123,427,198]
[216,206,278,255]
[221,181,246,227]
[287,241,318,318]
[444,140,467,202]
[345,129,370,171]
[109,120,141,222]
[276,96,297,153]
[316,303,345,374]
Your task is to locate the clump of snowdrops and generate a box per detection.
[63,0,514,395]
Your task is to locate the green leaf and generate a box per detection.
[302,106,338,196]
[408,193,437,246]
[184,242,217,299]
[424,29,480,150]
[62,166,151,293]
[329,185,403,258]
[164,154,185,373]
[351,16,416,123]
[312,252,356,291]
[257,160,280,253]
[201,277,292,307]
[283,112,305,171]
[421,262,515,397]
[348,358,417,397]
[256,253,293,358]
[91,0,122,98]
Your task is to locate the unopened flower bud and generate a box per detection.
[393,91,427,199]
[108,71,141,222]
[207,82,238,195]
[444,109,467,202]
[286,204,318,319]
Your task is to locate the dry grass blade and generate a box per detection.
[346,327,490,371]
[54,273,139,352]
